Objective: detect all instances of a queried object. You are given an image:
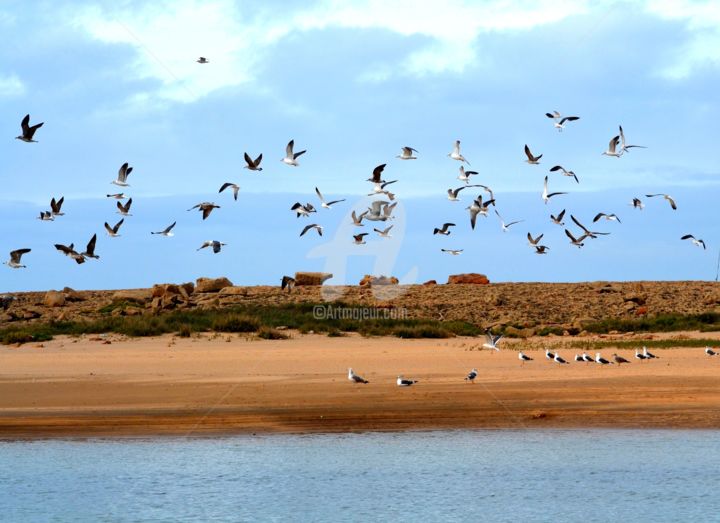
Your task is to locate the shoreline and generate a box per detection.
[2,333,720,438]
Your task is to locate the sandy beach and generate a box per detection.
[1,332,719,437]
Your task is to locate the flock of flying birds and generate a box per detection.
[2,58,709,276]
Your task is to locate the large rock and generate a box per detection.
[152,283,181,298]
[359,275,399,286]
[295,272,332,286]
[111,289,153,304]
[43,291,66,307]
[218,286,248,296]
[62,287,87,302]
[447,273,490,285]
[196,277,233,293]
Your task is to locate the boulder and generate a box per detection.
[423,280,437,286]
[43,291,66,307]
[218,286,248,296]
[152,283,181,298]
[62,287,87,302]
[623,293,647,306]
[195,277,233,293]
[295,272,333,286]
[504,325,535,338]
[112,289,152,304]
[447,273,490,285]
[359,275,399,286]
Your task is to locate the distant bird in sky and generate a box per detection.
[645,193,677,210]
[367,163,388,184]
[196,56,209,64]
[315,187,346,209]
[351,210,368,226]
[546,113,579,132]
[441,248,463,255]
[681,234,706,249]
[197,240,226,253]
[281,276,295,292]
[291,202,316,218]
[466,196,495,229]
[104,218,124,237]
[593,213,621,224]
[106,193,127,200]
[565,229,588,248]
[111,162,133,187]
[602,135,622,157]
[348,368,369,384]
[81,234,99,259]
[447,185,479,202]
[464,368,478,382]
[542,176,567,204]
[433,223,455,236]
[16,114,44,143]
[300,224,323,237]
[54,243,85,264]
[353,233,368,245]
[571,215,610,239]
[374,225,393,238]
[50,197,65,216]
[631,197,644,210]
[457,165,479,184]
[151,222,176,237]
[243,152,263,171]
[619,125,646,154]
[534,245,550,255]
[482,331,502,351]
[116,198,133,216]
[495,209,523,232]
[448,140,470,165]
[549,165,579,184]
[365,200,396,221]
[524,144,542,164]
[281,139,306,167]
[218,182,240,201]
[550,209,566,226]
[396,375,418,387]
[38,211,54,221]
[187,202,220,220]
[369,179,397,195]
[4,248,30,268]
[527,232,544,247]
[396,146,418,160]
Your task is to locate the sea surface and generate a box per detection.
[1,430,718,522]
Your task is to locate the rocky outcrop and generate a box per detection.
[111,289,153,304]
[195,277,233,293]
[43,291,66,307]
[295,272,332,286]
[447,273,490,285]
[359,275,399,286]
[423,280,437,286]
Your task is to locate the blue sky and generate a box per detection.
[1,0,719,292]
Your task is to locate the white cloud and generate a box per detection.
[646,0,720,79]
[70,0,592,104]
[0,73,25,97]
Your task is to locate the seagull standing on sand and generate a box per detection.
[197,240,226,253]
[397,375,418,387]
[595,353,613,365]
[645,193,677,210]
[187,202,220,220]
[104,219,124,237]
[581,352,594,364]
[151,222,176,237]
[495,209,524,232]
[300,224,323,237]
[549,165,579,184]
[81,234,99,260]
[243,152,263,171]
[553,353,570,365]
[16,114,44,142]
[448,140,470,165]
[483,332,502,351]
[643,346,659,359]
[315,187,346,209]
[524,144,542,164]
[433,223,455,236]
[542,176,567,204]
[705,347,718,357]
[635,349,647,362]
[396,146,418,160]
[219,183,240,201]
[465,368,478,382]
[619,125,646,154]
[348,368,369,384]
[281,140,306,166]
[681,235,706,249]
[4,249,31,268]
[111,162,133,187]
[519,352,533,365]
[545,349,556,362]
[613,353,630,365]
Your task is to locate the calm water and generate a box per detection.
[1,430,718,522]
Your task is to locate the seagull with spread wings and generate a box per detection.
[218,183,240,201]
[15,114,44,142]
[281,139,306,166]
[315,187,346,209]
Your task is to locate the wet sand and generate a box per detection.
[1,333,719,437]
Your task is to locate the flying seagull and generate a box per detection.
[151,222,176,237]
[81,234,99,259]
[111,162,133,187]
[527,232,544,246]
[448,140,470,165]
[550,209,566,226]
[218,183,240,201]
[38,211,54,221]
[397,375,418,387]
[243,152,263,171]
[619,125,646,154]
[549,165,579,184]
[116,198,132,216]
[281,139,306,166]
[550,115,580,132]
[50,197,65,216]
[365,200,395,221]
[495,209,523,232]
[104,219,124,237]
[291,202,316,218]
[482,331,502,351]
[281,276,295,292]
[593,213,621,224]
[353,233,369,245]
[351,210,368,226]
[534,245,550,255]
[315,187,346,209]
[369,179,397,195]
[367,163,388,184]
[448,185,480,202]
[542,176,567,204]
[187,202,220,220]
[348,368,369,384]
[645,193,677,210]
[457,165,479,184]
[464,368,478,383]
[602,135,622,157]
[16,114,44,142]
[374,225,393,238]
[631,198,644,210]
[466,197,495,229]
[106,193,127,200]
[396,146,418,160]
[441,248,463,255]
[197,240,226,253]
[565,229,588,248]
[681,234,706,249]
[524,144,542,164]
[300,224,323,237]
[433,223,455,236]
[4,248,31,268]
[196,57,209,64]
[571,215,610,239]
[54,243,85,264]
